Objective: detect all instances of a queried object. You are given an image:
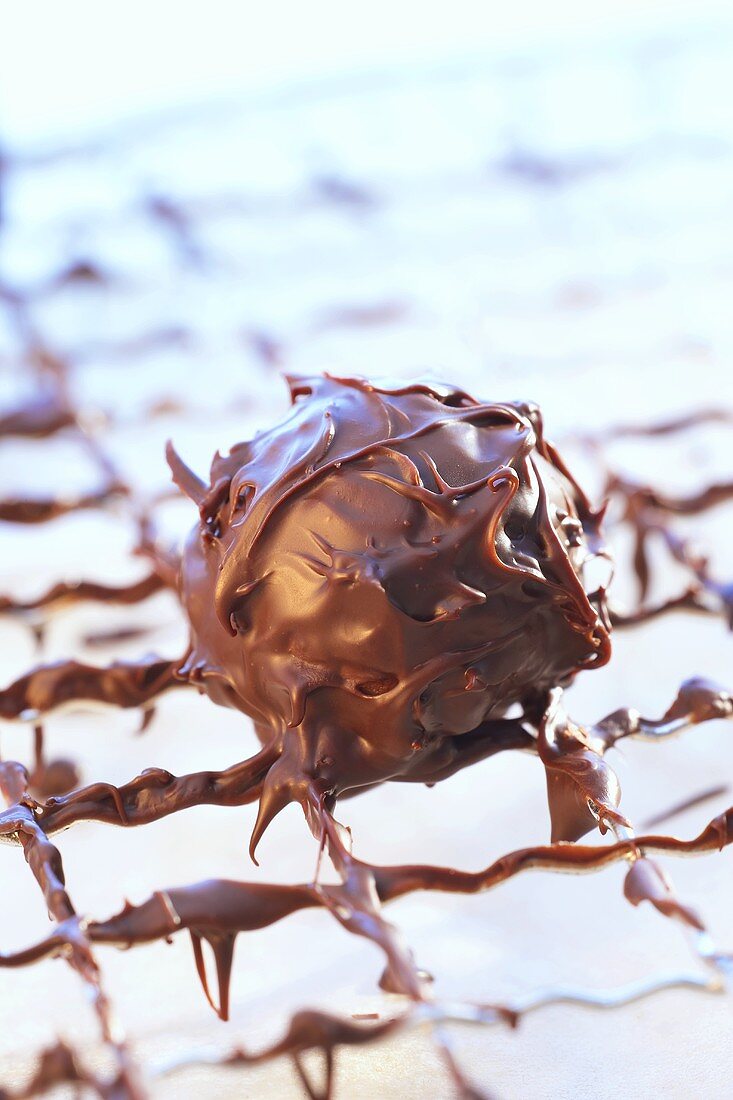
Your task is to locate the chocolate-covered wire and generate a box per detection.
[2,337,733,1098]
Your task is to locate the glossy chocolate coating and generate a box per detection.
[174,375,610,802]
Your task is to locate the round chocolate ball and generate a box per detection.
[175,375,610,802]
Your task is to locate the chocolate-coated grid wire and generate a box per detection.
[2,334,733,1100]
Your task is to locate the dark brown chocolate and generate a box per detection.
[171,374,610,854]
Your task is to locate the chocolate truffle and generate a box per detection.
[169,375,610,840]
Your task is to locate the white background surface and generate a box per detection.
[1,3,733,1097]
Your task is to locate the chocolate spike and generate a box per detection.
[137,705,157,733]
[211,932,236,1020]
[165,440,207,504]
[189,932,216,1014]
[248,769,293,864]
[187,930,237,1020]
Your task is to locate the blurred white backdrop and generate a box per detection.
[2,0,732,145]
[2,3,733,1098]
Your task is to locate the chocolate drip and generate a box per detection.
[28,724,80,797]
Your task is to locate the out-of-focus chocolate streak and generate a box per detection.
[0,483,126,525]
[578,408,733,625]
[0,1040,119,1099]
[0,389,76,439]
[0,571,165,616]
[0,349,128,526]
[1,370,732,1099]
[642,783,730,829]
